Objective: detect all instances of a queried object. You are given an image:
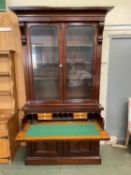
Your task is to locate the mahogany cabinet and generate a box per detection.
[11,6,112,165]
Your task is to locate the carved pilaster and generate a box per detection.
[97,22,104,43]
[19,22,27,45]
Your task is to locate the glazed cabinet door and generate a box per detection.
[27,23,97,102]
[64,24,96,101]
[27,24,62,101]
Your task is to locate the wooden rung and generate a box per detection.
[0,159,10,164]
[0,91,12,96]
[0,72,10,77]
[0,50,15,57]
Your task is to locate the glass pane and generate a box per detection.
[66,26,93,99]
[30,26,59,100]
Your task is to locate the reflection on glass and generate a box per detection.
[30,26,59,100]
[66,26,93,99]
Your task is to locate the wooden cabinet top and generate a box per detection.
[10,6,113,22]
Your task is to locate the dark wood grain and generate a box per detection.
[11,6,112,165]
[25,141,101,165]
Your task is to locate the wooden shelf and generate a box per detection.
[32,44,92,47]
[0,72,10,77]
[0,50,14,59]
[34,77,58,80]
[32,44,58,48]
[0,91,12,96]
[67,61,91,64]
[67,78,92,80]
[67,44,92,47]
[34,62,58,65]
[0,50,15,54]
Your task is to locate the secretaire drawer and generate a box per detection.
[0,123,8,137]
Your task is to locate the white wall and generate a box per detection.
[7,0,131,25]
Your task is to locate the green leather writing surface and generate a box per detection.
[26,123,98,137]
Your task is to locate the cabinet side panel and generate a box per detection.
[8,113,19,160]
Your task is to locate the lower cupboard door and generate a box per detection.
[26,142,63,157]
[0,138,10,158]
[63,141,100,157]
